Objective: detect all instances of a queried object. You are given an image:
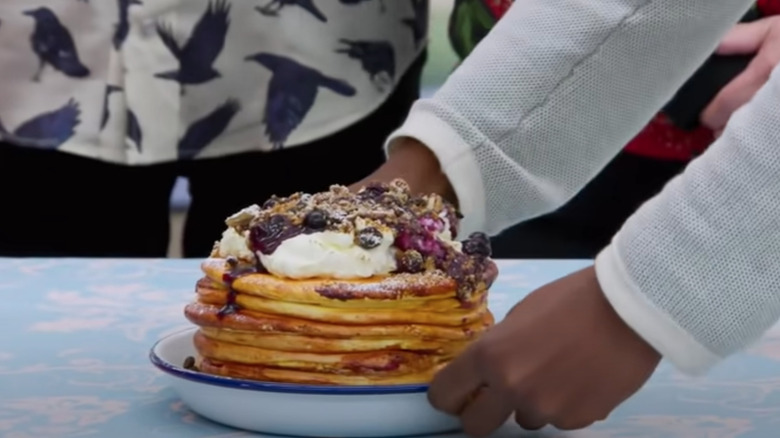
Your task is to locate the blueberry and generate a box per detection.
[183,356,197,370]
[304,209,328,230]
[266,214,287,233]
[463,232,491,257]
[398,250,424,273]
[356,227,383,249]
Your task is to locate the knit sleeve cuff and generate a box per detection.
[595,242,722,376]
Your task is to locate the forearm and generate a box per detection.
[387,0,753,235]
[596,66,780,375]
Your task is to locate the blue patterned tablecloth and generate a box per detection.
[1,258,779,438]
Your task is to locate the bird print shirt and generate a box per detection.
[0,0,428,165]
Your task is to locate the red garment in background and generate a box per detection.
[487,1,778,161]
[481,0,513,18]
[758,0,780,16]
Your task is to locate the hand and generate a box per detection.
[348,137,457,204]
[428,266,661,437]
[701,17,780,135]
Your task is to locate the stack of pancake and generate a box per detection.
[182,180,497,386]
[185,258,496,385]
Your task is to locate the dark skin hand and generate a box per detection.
[352,141,661,436]
[428,266,661,436]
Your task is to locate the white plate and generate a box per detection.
[149,328,461,437]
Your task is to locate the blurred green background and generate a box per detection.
[422,0,459,92]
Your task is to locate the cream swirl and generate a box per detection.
[258,230,397,279]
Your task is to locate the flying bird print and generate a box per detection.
[0,99,81,149]
[178,99,241,160]
[100,85,141,151]
[155,0,231,92]
[401,0,428,49]
[101,85,123,129]
[256,0,327,23]
[245,52,356,149]
[24,8,91,82]
[338,0,385,13]
[114,0,142,50]
[336,39,395,90]
[127,108,142,152]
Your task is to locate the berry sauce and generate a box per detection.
[393,216,491,300]
[217,256,263,318]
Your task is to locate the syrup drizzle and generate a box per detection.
[217,256,263,318]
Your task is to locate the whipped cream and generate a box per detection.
[215,225,398,279]
[259,230,397,279]
[217,227,255,262]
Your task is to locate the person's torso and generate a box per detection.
[0,0,428,165]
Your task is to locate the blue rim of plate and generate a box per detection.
[149,329,429,395]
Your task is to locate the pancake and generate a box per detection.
[182,180,498,386]
[194,330,456,375]
[195,272,489,326]
[201,257,498,305]
[197,326,471,354]
[198,357,444,386]
[185,302,494,341]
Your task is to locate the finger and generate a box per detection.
[552,401,606,431]
[700,57,770,130]
[716,19,773,55]
[459,386,513,438]
[513,408,548,431]
[553,417,595,431]
[552,382,615,431]
[428,345,484,415]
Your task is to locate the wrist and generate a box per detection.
[595,245,718,375]
[586,265,662,365]
[358,137,458,206]
[390,137,456,200]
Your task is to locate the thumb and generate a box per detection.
[716,18,773,55]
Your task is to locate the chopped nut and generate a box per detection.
[225,205,261,230]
